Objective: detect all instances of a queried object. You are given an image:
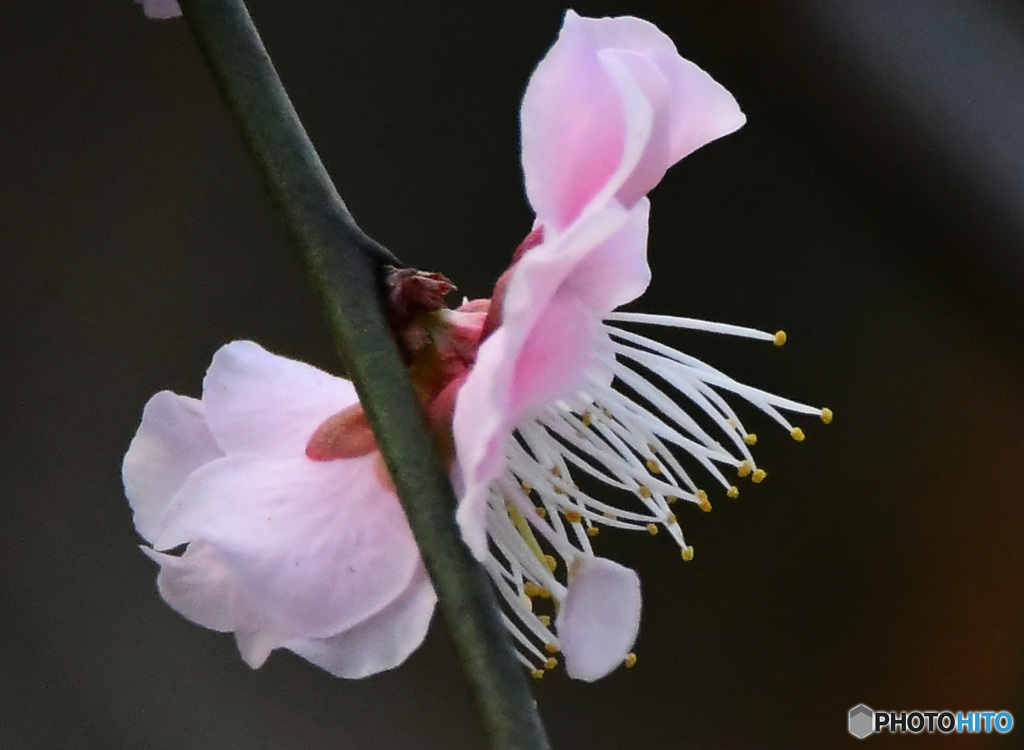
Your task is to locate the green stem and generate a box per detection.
[176,2,551,749]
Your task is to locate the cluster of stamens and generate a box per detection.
[484,313,831,675]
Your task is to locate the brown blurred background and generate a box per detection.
[3,1,1024,748]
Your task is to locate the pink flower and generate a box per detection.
[134,0,181,19]
[125,11,828,685]
[451,12,827,682]
[123,341,436,678]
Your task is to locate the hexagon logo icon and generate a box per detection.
[849,704,875,739]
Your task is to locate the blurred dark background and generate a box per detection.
[3,1,1024,748]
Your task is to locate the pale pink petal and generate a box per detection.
[508,295,603,418]
[135,0,181,19]
[558,197,651,312]
[556,556,642,682]
[521,14,653,230]
[453,206,641,556]
[604,49,673,208]
[454,202,653,557]
[286,568,437,679]
[235,625,293,669]
[202,341,357,457]
[522,11,743,229]
[659,54,746,166]
[141,542,242,632]
[122,391,223,544]
[569,13,745,172]
[154,454,420,639]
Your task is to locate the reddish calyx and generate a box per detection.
[481,226,544,340]
[306,277,488,483]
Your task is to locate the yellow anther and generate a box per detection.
[531,669,545,680]
[666,495,678,505]
[543,554,557,572]
[544,657,558,670]
[581,411,592,426]
[727,485,739,499]
[586,526,600,537]
[535,506,547,518]
[695,488,708,504]
[752,468,767,484]
[681,546,695,561]
[743,433,757,446]
[645,459,661,474]
[646,523,659,536]
[520,481,532,494]
[538,615,551,627]
[666,512,677,525]
[537,586,552,600]
[774,330,787,347]
[737,461,752,478]
[553,486,564,496]
[624,653,638,668]
[638,485,652,499]
[551,466,562,478]
[523,581,542,598]
[544,642,559,655]
[790,427,805,442]
[698,494,713,512]
[565,510,583,524]
[820,407,833,424]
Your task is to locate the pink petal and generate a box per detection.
[566,13,746,176]
[154,454,421,640]
[508,295,604,418]
[285,568,437,679]
[558,197,651,312]
[135,0,181,19]
[142,542,244,633]
[556,556,642,682]
[521,11,744,230]
[122,391,223,544]
[658,54,746,166]
[521,14,653,231]
[235,625,293,670]
[202,341,357,457]
[453,203,649,557]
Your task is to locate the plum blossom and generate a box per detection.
[134,0,181,19]
[451,11,830,681]
[123,341,436,678]
[125,10,829,684]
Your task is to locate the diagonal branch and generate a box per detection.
[176,1,551,748]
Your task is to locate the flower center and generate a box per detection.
[305,299,488,474]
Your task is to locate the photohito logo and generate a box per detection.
[848,705,1014,738]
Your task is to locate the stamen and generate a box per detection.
[479,310,822,677]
